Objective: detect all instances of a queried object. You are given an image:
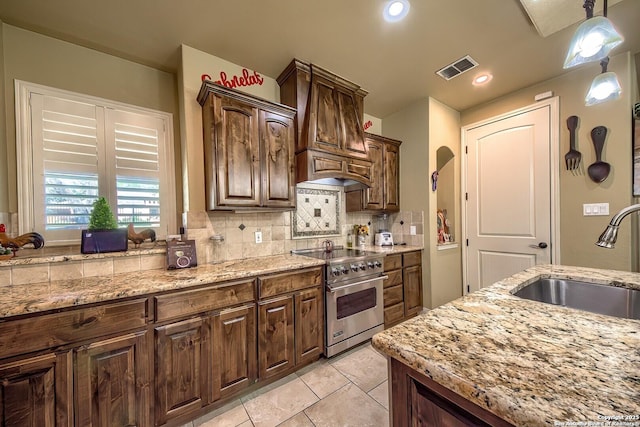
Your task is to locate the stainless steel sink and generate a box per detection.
[513,278,640,320]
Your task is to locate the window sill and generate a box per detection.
[436,242,459,251]
[0,242,166,267]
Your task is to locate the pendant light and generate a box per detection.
[563,0,623,69]
[585,57,621,106]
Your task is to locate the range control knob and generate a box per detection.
[367,261,375,269]
[341,266,349,275]
[351,264,359,272]
[359,263,366,271]
[374,261,382,268]
[331,267,341,276]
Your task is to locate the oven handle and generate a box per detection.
[327,275,388,293]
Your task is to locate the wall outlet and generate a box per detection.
[410,225,417,235]
[583,203,609,216]
[255,231,262,244]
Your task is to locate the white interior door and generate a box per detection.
[463,100,558,292]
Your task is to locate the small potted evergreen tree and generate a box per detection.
[81,197,128,253]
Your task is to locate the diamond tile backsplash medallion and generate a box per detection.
[293,187,341,238]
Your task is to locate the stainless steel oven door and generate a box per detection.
[325,275,386,349]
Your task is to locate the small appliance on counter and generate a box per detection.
[374,214,394,246]
[374,232,393,246]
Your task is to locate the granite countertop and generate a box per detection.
[0,254,325,318]
[0,245,423,319]
[372,264,640,426]
[365,244,423,255]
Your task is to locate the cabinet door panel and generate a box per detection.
[404,265,423,317]
[384,142,400,211]
[295,288,324,365]
[0,352,72,427]
[337,89,367,157]
[363,138,383,210]
[258,267,322,299]
[384,302,405,327]
[310,77,340,151]
[76,331,150,427]
[155,318,208,425]
[411,378,493,426]
[211,304,257,402]
[214,95,260,206]
[260,111,295,208]
[258,297,294,379]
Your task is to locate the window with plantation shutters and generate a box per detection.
[16,81,176,245]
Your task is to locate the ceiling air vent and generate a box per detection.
[436,55,479,81]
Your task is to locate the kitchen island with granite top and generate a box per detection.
[372,264,640,426]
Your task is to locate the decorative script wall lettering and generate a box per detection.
[201,68,265,89]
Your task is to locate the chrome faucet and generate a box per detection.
[596,203,640,248]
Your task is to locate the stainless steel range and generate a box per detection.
[293,244,386,357]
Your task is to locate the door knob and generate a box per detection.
[529,242,548,249]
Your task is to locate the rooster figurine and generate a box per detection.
[0,224,45,249]
[127,223,156,248]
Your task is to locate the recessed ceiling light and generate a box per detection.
[383,0,410,22]
[472,73,493,86]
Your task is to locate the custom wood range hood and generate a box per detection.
[277,59,373,188]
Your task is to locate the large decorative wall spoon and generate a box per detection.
[587,126,610,183]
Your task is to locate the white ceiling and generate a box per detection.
[0,0,638,117]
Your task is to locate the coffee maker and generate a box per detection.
[374,214,394,246]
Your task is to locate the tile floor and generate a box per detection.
[182,342,390,427]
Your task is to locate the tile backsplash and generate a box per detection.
[0,187,424,285]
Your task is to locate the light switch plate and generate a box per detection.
[410,226,417,235]
[255,231,262,244]
[583,203,610,216]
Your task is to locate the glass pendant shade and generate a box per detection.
[563,16,624,69]
[585,71,622,106]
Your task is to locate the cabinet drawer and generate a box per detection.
[384,269,403,288]
[258,267,323,299]
[385,254,402,271]
[403,251,422,267]
[384,302,405,326]
[384,284,403,307]
[155,279,255,322]
[0,299,148,360]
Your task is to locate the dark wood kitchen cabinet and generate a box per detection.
[383,251,423,327]
[76,331,151,427]
[0,265,325,426]
[154,317,208,425]
[257,267,324,380]
[383,253,405,327]
[211,304,257,402]
[0,298,149,426]
[277,59,373,185]
[197,81,296,210]
[0,351,72,426]
[306,72,368,159]
[154,279,257,425]
[390,358,514,426]
[257,295,295,379]
[346,133,401,213]
[403,251,423,318]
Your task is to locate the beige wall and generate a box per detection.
[383,99,432,307]
[428,98,463,307]
[0,24,181,224]
[462,51,638,272]
[0,21,7,217]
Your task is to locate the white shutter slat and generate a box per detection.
[107,109,164,230]
[33,94,101,234]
